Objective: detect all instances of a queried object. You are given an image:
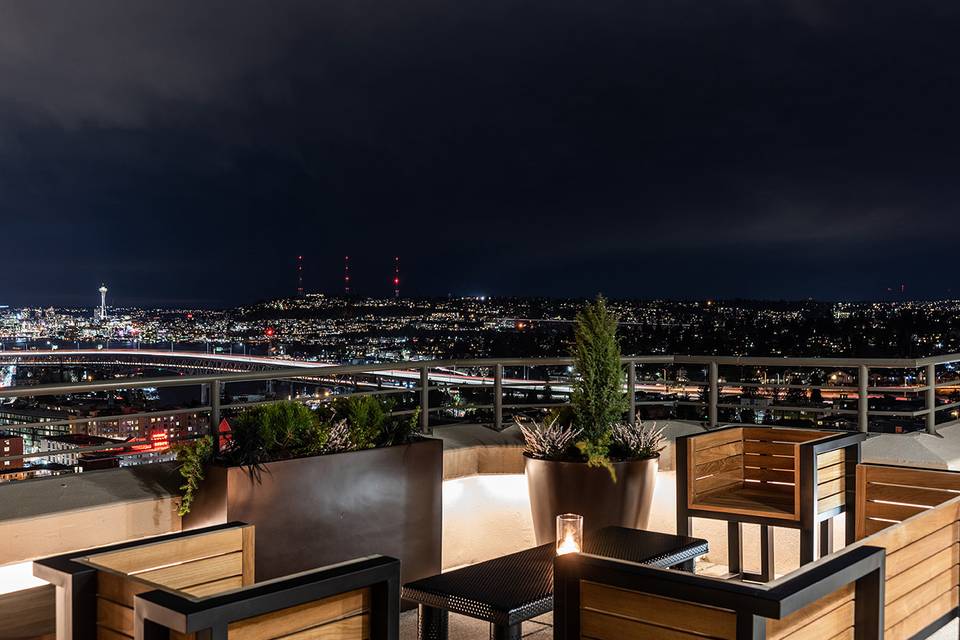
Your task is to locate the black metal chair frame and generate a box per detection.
[554,544,886,640]
[676,426,866,581]
[34,522,399,640]
[135,555,400,640]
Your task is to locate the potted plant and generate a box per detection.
[174,396,442,590]
[522,296,664,544]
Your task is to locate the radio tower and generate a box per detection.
[344,256,351,296]
[393,256,400,299]
[296,255,304,297]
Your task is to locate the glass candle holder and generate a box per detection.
[556,513,583,555]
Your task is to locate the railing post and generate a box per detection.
[494,364,503,431]
[210,379,221,453]
[420,366,431,435]
[709,360,719,428]
[926,363,937,434]
[627,361,636,425]
[858,365,869,433]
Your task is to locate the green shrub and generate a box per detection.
[225,401,326,466]
[570,296,629,473]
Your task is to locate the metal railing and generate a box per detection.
[0,352,958,474]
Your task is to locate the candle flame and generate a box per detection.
[556,531,580,555]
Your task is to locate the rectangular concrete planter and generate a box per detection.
[182,437,442,592]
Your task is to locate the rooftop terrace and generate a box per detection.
[2,354,960,639]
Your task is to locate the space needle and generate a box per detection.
[98,284,108,320]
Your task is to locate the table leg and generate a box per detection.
[418,605,448,640]
[490,623,522,640]
[674,559,696,572]
[820,518,834,558]
[727,521,742,576]
[759,525,774,582]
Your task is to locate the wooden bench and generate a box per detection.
[33,522,399,640]
[677,426,866,580]
[553,542,886,639]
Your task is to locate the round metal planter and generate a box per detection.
[524,455,658,545]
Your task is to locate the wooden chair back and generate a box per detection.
[851,464,960,638]
[83,524,253,639]
[134,555,399,640]
[856,463,960,538]
[553,544,885,640]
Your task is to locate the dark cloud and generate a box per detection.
[0,0,958,306]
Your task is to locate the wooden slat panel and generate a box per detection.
[742,454,795,471]
[863,465,960,491]
[693,429,743,452]
[694,455,743,478]
[97,572,152,608]
[766,583,852,640]
[742,428,824,442]
[275,614,369,640]
[90,528,244,574]
[862,518,894,537]
[580,581,736,639]
[227,589,369,640]
[865,483,959,508]
[864,501,928,523]
[743,441,795,456]
[817,450,844,469]
[884,586,958,640]
[777,600,853,640]
[885,547,958,604]
[180,575,244,598]
[580,609,728,640]
[241,525,255,586]
[744,467,795,484]
[694,442,744,466]
[885,523,958,578]
[136,552,242,590]
[692,469,742,497]
[818,477,844,498]
[859,497,960,549]
[885,566,956,628]
[818,492,844,514]
[97,598,133,637]
[817,462,845,484]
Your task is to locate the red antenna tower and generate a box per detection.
[394,256,400,299]
[296,255,304,297]
[344,256,351,296]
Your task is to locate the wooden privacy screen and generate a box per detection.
[227,588,371,640]
[82,525,255,640]
[687,428,841,521]
[856,464,960,538]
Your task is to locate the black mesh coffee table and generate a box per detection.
[402,526,708,640]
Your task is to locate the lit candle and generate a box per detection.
[556,513,583,555]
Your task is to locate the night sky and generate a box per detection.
[1,1,958,307]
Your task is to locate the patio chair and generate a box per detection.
[676,426,865,580]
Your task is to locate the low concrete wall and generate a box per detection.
[0,463,182,566]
